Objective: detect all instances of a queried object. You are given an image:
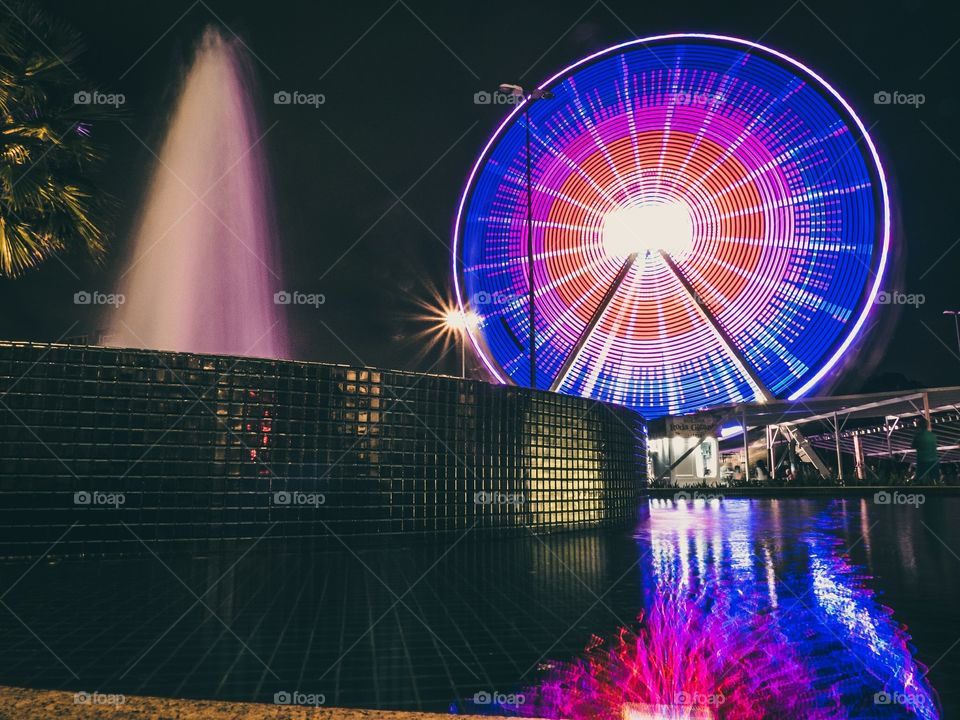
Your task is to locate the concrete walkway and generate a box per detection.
[0,686,535,720]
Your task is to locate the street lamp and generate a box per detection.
[944,310,960,357]
[443,307,480,378]
[498,82,553,390]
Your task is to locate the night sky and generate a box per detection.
[3,0,960,392]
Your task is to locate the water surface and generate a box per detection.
[0,497,955,717]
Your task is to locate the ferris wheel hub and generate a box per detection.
[601,202,694,260]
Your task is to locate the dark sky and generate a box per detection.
[3,0,960,392]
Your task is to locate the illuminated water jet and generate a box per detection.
[110,27,286,358]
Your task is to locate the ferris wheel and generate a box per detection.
[454,34,889,419]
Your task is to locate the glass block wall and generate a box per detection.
[0,342,647,556]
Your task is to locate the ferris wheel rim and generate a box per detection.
[452,32,891,406]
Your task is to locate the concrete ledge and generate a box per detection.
[0,686,535,720]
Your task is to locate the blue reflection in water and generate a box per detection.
[638,498,940,719]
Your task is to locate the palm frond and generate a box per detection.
[0,1,111,277]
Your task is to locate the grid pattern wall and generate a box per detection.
[0,342,647,556]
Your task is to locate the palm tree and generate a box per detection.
[0,2,110,277]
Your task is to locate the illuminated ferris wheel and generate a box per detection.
[454,34,889,419]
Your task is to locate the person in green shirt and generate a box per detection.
[912,421,940,484]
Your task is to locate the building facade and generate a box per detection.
[0,342,647,556]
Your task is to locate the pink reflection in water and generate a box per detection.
[110,27,286,359]
[515,588,839,720]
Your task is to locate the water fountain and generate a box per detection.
[109,26,286,359]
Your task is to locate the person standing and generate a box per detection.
[755,459,770,483]
[912,420,940,484]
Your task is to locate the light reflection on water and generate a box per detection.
[0,497,952,716]
[501,498,941,719]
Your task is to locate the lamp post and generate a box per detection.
[443,308,480,379]
[499,83,553,389]
[944,310,960,358]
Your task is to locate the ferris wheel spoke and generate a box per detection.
[548,253,638,392]
[527,124,621,208]
[679,89,790,206]
[570,87,631,202]
[658,250,773,403]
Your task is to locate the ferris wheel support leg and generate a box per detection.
[659,251,833,481]
[548,253,638,393]
[781,424,833,480]
[659,251,770,403]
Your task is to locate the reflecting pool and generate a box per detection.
[0,497,956,718]
[505,497,946,719]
